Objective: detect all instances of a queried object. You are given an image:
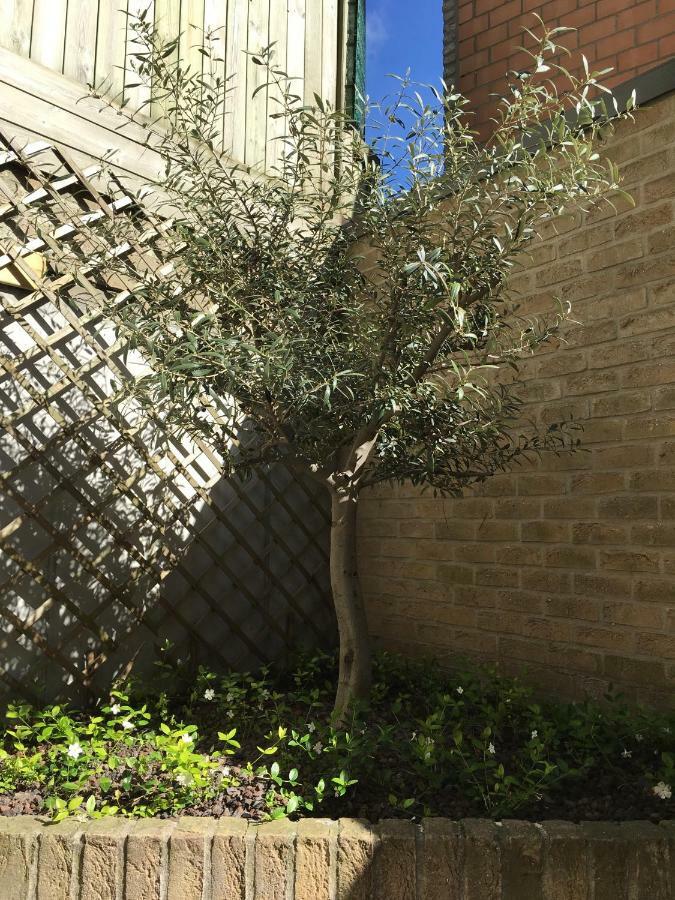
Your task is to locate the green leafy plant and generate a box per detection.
[1,652,672,823]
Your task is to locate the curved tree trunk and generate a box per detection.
[330,490,372,720]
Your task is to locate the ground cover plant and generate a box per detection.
[1,651,673,823]
[48,14,633,717]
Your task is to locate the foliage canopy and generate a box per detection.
[80,15,629,497]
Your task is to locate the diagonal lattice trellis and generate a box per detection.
[0,129,334,704]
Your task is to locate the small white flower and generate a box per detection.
[310,463,319,473]
[203,688,215,701]
[456,686,464,695]
[312,741,323,753]
[122,720,134,731]
[110,704,121,715]
[181,733,194,744]
[636,733,644,743]
[67,742,83,760]
[531,730,538,740]
[652,782,672,800]
[307,722,316,733]
[488,743,496,755]
[176,772,194,787]
[221,766,230,778]
[621,749,632,759]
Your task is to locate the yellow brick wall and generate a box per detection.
[359,88,675,708]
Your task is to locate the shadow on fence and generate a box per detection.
[0,135,334,705]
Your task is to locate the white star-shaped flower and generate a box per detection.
[181,733,194,744]
[653,782,672,800]
[110,704,121,715]
[122,720,134,731]
[67,742,83,759]
[488,742,496,755]
[203,688,215,701]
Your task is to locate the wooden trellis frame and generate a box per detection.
[0,128,334,703]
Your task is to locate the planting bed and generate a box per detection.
[1,652,673,826]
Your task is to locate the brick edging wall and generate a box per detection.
[1,815,674,898]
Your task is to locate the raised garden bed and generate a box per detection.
[1,653,673,825]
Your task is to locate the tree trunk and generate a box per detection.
[330,490,372,720]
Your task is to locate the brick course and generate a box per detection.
[0,815,673,898]
[359,88,675,707]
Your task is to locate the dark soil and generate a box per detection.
[2,775,671,823]
[0,765,278,821]
[315,778,675,824]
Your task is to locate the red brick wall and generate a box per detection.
[457,0,675,135]
[358,90,675,708]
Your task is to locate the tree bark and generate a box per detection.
[329,489,372,720]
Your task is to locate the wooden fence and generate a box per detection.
[0,124,334,704]
[0,0,347,174]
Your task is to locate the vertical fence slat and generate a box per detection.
[125,0,155,113]
[303,0,322,104]
[63,0,100,87]
[286,0,306,92]
[202,0,226,150]
[245,0,270,170]
[180,0,206,78]
[152,0,182,117]
[321,0,338,109]
[0,0,34,57]
[30,0,67,72]
[223,0,249,160]
[95,0,129,102]
[266,0,288,174]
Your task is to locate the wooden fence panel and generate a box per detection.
[0,0,348,172]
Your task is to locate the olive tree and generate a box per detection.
[66,15,630,717]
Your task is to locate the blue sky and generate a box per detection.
[366,0,444,103]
